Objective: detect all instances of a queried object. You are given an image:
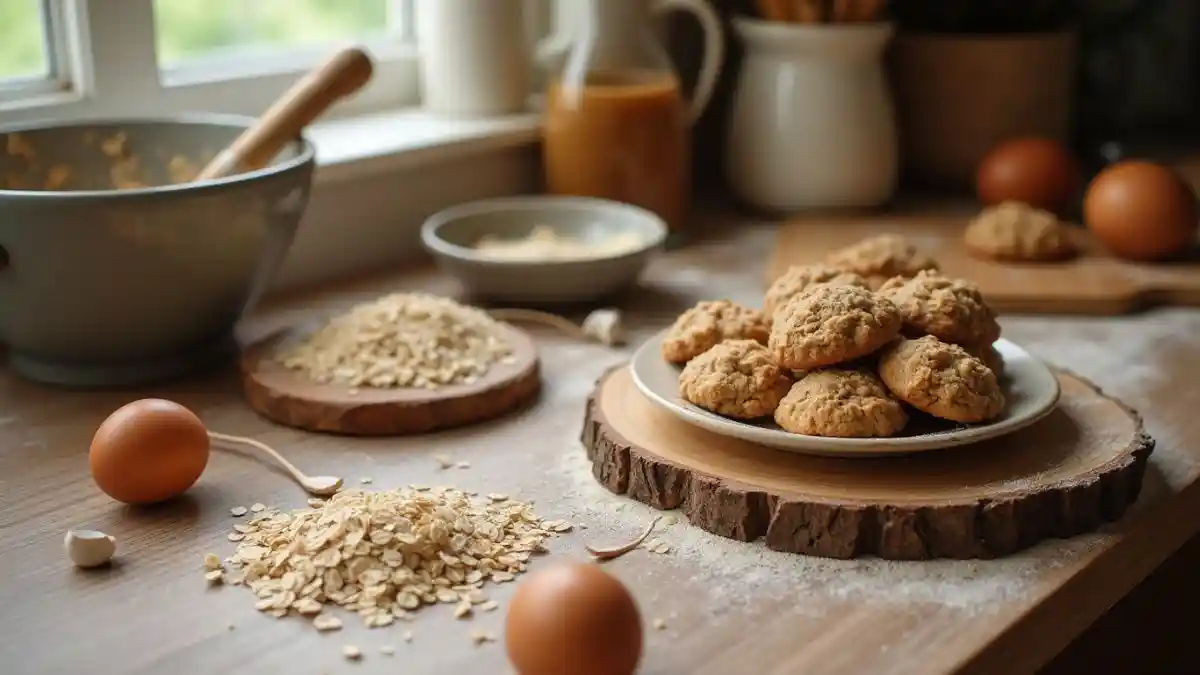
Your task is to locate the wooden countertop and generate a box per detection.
[3,202,1200,675]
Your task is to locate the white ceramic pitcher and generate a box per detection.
[725,18,898,212]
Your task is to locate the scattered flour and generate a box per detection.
[1004,309,1199,482]
[550,445,1112,617]
[1004,309,1198,403]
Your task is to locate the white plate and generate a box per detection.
[629,330,1061,458]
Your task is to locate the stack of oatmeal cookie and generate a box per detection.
[663,234,1007,439]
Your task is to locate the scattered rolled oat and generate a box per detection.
[205,570,224,584]
[434,454,453,470]
[455,461,471,469]
[250,503,267,513]
[470,630,497,646]
[210,487,565,630]
[380,645,395,656]
[275,292,516,390]
[342,645,362,661]
[403,630,413,643]
[480,600,499,612]
[203,553,223,571]
[454,600,473,619]
[313,614,343,632]
[230,506,248,517]
[653,618,667,630]
[359,477,373,484]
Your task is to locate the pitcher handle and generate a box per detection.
[653,0,725,126]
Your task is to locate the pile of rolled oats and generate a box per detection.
[276,292,515,389]
[206,487,572,631]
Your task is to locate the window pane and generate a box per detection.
[0,0,50,82]
[153,0,392,69]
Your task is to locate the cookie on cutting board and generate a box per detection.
[963,201,1078,262]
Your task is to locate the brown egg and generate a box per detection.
[506,562,642,675]
[1084,160,1198,262]
[89,398,210,505]
[976,137,1080,214]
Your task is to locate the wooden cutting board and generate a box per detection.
[767,213,1200,314]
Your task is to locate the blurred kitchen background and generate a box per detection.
[676,0,1199,191]
[2,0,1195,194]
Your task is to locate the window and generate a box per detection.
[154,0,402,79]
[0,1,51,83]
[0,0,569,127]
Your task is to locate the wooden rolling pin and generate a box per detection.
[195,46,374,182]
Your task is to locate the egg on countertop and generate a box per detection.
[89,398,210,505]
[1083,160,1198,262]
[505,562,643,675]
[976,137,1080,216]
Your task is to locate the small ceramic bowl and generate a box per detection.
[420,196,668,304]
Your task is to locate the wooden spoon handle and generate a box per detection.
[195,46,374,182]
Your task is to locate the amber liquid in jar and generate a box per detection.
[543,70,690,232]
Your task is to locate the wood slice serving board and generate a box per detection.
[767,214,1200,314]
[583,365,1153,560]
[240,323,540,436]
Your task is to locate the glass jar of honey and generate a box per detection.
[542,0,725,235]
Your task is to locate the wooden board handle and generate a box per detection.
[195,47,375,182]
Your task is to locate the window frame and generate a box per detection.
[0,0,561,126]
[0,0,574,125]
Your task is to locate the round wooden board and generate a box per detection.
[240,323,540,436]
[583,365,1154,560]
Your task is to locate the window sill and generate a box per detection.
[272,107,544,293]
[307,108,543,185]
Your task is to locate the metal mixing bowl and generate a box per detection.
[0,114,314,388]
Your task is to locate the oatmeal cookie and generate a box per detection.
[662,300,770,364]
[964,201,1078,262]
[774,369,908,438]
[877,270,1001,346]
[824,234,940,288]
[768,284,902,370]
[763,264,868,319]
[962,341,1005,379]
[678,339,791,419]
[878,336,1006,423]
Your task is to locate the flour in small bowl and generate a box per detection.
[473,225,645,261]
